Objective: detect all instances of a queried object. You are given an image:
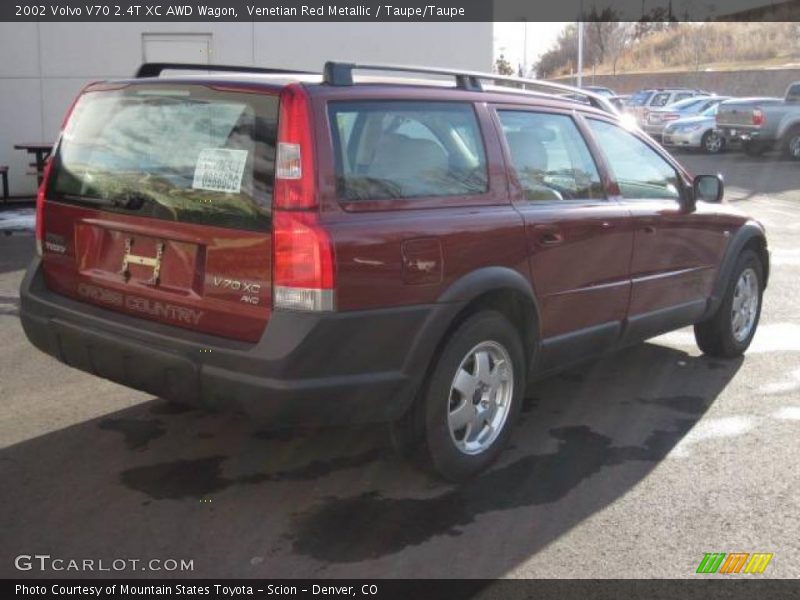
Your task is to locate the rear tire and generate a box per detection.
[694,250,763,358]
[702,130,725,154]
[392,310,526,482]
[781,127,800,161]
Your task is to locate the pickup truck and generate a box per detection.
[716,83,800,158]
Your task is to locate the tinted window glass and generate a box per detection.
[51,84,277,231]
[329,101,487,201]
[673,92,694,102]
[498,111,604,202]
[650,92,671,107]
[668,97,706,111]
[629,91,653,106]
[588,120,681,201]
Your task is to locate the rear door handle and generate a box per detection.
[539,232,564,246]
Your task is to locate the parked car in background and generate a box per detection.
[608,94,630,111]
[627,88,707,125]
[716,83,800,158]
[584,85,615,97]
[643,96,729,138]
[662,103,729,153]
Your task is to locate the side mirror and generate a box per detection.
[693,174,724,203]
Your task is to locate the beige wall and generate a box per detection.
[0,22,492,196]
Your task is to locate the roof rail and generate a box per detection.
[322,61,616,114]
[135,63,316,78]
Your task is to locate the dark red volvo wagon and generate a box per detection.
[20,62,769,479]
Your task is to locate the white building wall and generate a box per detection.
[0,22,492,196]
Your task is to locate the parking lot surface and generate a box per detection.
[0,151,798,579]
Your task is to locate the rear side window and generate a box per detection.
[329,101,487,201]
[51,84,278,231]
[673,92,694,103]
[498,111,604,202]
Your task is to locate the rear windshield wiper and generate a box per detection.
[58,191,154,210]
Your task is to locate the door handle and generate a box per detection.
[539,232,564,246]
[643,225,657,234]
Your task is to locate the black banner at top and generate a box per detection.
[2,0,800,22]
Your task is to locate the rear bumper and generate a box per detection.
[643,123,666,137]
[20,258,460,424]
[716,127,766,143]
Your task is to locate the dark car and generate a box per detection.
[20,62,769,481]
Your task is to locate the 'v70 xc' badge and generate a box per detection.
[120,238,164,285]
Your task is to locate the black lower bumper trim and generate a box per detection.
[20,259,460,425]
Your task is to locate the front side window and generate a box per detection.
[51,84,277,231]
[587,120,682,201]
[498,111,604,202]
[329,101,487,201]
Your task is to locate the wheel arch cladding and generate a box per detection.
[709,221,769,316]
[436,267,541,369]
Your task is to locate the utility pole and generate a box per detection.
[577,0,584,88]
[577,21,584,88]
[521,19,528,77]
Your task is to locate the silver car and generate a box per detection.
[662,103,727,154]
[643,96,728,138]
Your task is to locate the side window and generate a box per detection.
[673,92,694,103]
[497,111,604,202]
[650,92,671,107]
[587,119,682,201]
[329,101,487,201]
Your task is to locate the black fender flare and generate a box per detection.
[704,221,769,319]
[438,266,539,308]
[397,266,542,414]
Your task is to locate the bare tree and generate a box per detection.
[606,22,635,75]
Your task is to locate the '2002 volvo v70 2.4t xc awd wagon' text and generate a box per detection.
[20,61,769,480]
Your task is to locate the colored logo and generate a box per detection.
[696,552,773,574]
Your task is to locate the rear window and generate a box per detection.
[650,92,672,107]
[50,84,278,231]
[328,101,488,201]
[668,97,706,111]
[629,91,653,106]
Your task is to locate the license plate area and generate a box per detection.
[74,223,202,295]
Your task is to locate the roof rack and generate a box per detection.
[135,63,316,78]
[322,61,616,114]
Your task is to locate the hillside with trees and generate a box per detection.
[535,21,800,79]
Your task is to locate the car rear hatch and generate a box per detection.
[38,81,280,342]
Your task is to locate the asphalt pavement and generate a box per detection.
[0,150,798,580]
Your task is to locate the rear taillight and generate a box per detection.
[273,211,335,311]
[272,84,334,311]
[34,158,53,256]
[663,113,680,121]
[274,83,316,209]
[36,83,97,256]
[753,109,765,126]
